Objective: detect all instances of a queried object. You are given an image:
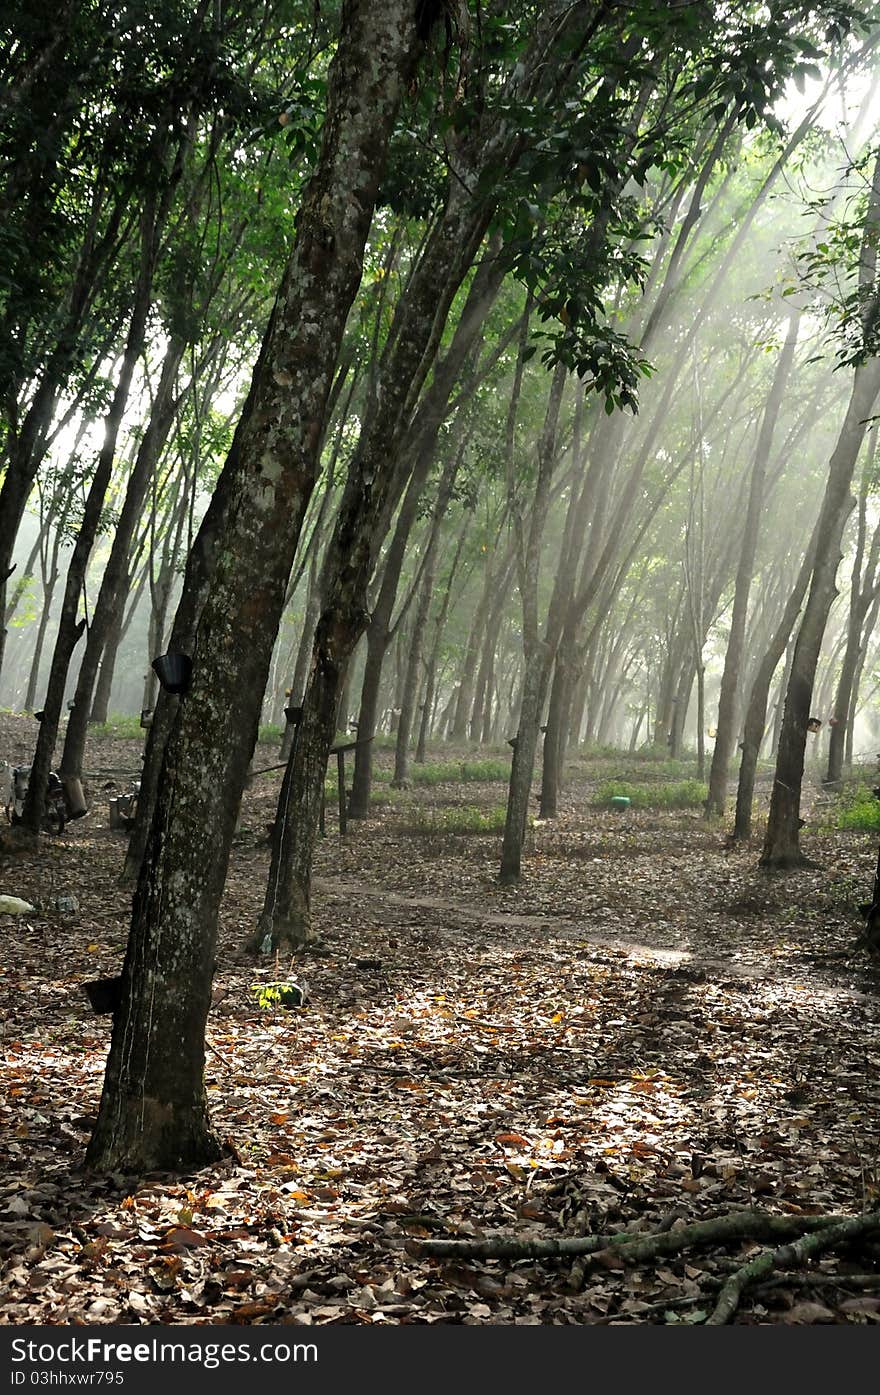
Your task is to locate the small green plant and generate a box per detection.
[592,779,707,810]
[251,981,305,1010]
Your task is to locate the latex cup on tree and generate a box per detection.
[151,651,193,695]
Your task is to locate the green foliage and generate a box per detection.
[409,758,510,785]
[592,779,708,810]
[572,750,700,780]
[400,805,509,835]
[834,786,880,831]
[90,714,144,740]
[257,722,284,744]
[250,981,305,1011]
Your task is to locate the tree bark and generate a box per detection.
[762,358,880,866]
[416,522,468,760]
[347,454,434,818]
[706,311,799,815]
[826,434,880,783]
[499,362,568,883]
[61,337,185,781]
[87,0,423,1171]
[89,589,126,724]
[392,452,460,785]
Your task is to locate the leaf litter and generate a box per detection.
[0,714,879,1325]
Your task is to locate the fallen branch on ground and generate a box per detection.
[409,1208,880,1320]
[407,1209,855,1263]
[706,1210,880,1325]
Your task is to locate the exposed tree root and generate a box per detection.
[706,1210,880,1325]
[410,1208,880,1321]
[409,1209,854,1263]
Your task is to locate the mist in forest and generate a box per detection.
[4,0,880,1185]
[4,12,880,795]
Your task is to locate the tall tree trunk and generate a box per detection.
[280,548,322,761]
[706,312,799,815]
[416,522,468,761]
[762,358,880,866]
[539,631,574,818]
[499,361,568,883]
[392,452,459,785]
[450,583,491,741]
[22,199,162,832]
[347,454,434,818]
[87,0,423,1172]
[770,638,796,755]
[278,382,354,758]
[826,435,880,783]
[23,532,64,714]
[61,337,185,781]
[89,591,126,724]
[470,589,505,744]
[393,560,436,787]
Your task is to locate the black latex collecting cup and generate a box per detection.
[151,651,192,695]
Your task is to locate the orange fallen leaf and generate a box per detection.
[230,1301,277,1322]
[161,1226,209,1250]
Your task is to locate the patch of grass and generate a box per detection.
[592,779,707,810]
[569,749,700,781]
[409,758,510,785]
[834,785,880,831]
[400,804,508,835]
[322,778,395,806]
[583,744,696,764]
[257,722,284,744]
[89,713,144,740]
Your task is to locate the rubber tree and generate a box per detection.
[499,358,568,883]
[762,150,880,867]
[346,245,508,817]
[21,179,179,834]
[825,425,880,783]
[86,0,427,1172]
[705,310,801,814]
[392,427,465,785]
[250,0,601,950]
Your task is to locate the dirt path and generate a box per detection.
[314,874,877,1003]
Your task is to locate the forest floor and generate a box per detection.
[1,711,879,1326]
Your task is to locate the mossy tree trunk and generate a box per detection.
[87,0,424,1171]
